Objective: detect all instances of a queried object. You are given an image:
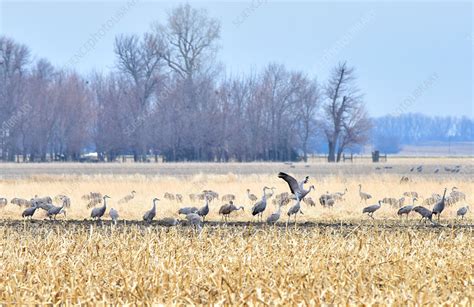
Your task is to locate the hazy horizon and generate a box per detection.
[1,0,473,117]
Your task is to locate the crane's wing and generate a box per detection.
[251,200,263,215]
[278,172,300,195]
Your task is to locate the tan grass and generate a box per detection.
[0,172,472,221]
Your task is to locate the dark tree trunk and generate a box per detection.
[327,140,336,162]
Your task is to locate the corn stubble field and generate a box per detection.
[0,158,473,304]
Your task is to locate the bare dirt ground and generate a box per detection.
[1,219,473,232]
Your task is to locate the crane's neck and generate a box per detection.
[103,198,107,208]
[442,189,447,200]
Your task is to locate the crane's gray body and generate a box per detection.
[143,198,158,223]
[413,206,433,222]
[432,188,447,221]
[91,196,109,220]
[457,206,469,219]
[22,205,38,219]
[178,207,198,215]
[109,208,119,224]
[362,201,382,219]
[197,200,210,221]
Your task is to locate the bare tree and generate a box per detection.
[154,3,220,80]
[295,77,321,162]
[323,62,371,162]
[0,36,30,161]
[114,33,164,161]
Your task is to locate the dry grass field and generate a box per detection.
[0,157,473,304]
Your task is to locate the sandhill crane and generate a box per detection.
[319,192,334,208]
[82,192,102,201]
[403,191,419,198]
[413,206,433,223]
[164,192,175,201]
[22,204,38,219]
[358,184,372,204]
[400,176,410,183]
[175,194,183,203]
[273,192,291,207]
[31,196,54,211]
[423,194,441,207]
[86,194,102,208]
[159,217,179,226]
[456,206,469,219]
[118,190,136,204]
[397,198,417,220]
[186,213,202,231]
[47,202,66,220]
[221,194,236,202]
[197,198,210,222]
[109,208,119,224]
[332,188,348,201]
[303,196,316,207]
[251,186,271,222]
[278,172,314,200]
[219,201,244,222]
[11,198,31,207]
[266,204,283,224]
[247,189,258,203]
[178,206,198,215]
[362,201,382,219]
[287,196,303,224]
[54,195,71,208]
[382,197,399,208]
[91,195,110,220]
[143,198,159,223]
[432,188,447,222]
[203,190,219,201]
[450,187,466,203]
[0,197,7,208]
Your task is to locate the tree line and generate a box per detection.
[373,114,474,153]
[0,4,372,162]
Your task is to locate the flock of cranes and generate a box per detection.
[1,172,471,227]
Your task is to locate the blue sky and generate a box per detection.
[1,1,472,117]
